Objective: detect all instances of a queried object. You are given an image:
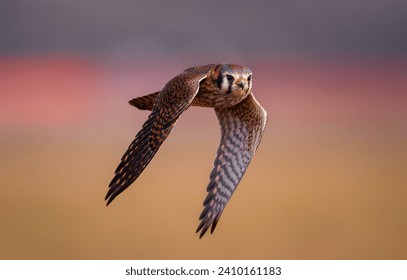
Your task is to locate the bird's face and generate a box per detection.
[212,64,252,97]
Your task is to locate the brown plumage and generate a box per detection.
[106,64,267,238]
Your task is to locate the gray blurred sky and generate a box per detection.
[1,0,406,55]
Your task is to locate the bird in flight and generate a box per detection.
[105,64,267,238]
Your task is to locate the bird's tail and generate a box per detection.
[129,91,160,111]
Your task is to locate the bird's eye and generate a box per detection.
[247,75,252,82]
[226,74,234,82]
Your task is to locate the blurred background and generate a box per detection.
[1,0,406,259]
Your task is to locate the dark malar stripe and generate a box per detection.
[227,79,233,94]
[216,73,223,88]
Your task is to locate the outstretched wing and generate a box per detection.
[105,70,208,205]
[196,93,267,238]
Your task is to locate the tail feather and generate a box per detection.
[129,91,160,111]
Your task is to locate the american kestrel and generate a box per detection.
[106,64,267,238]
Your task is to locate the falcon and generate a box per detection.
[105,64,267,238]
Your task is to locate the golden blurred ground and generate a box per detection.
[0,56,406,259]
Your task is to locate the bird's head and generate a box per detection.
[211,64,252,96]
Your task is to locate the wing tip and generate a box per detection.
[196,212,221,239]
[105,198,113,206]
[105,190,115,206]
[105,182,121,206]
[196,223,209,239]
